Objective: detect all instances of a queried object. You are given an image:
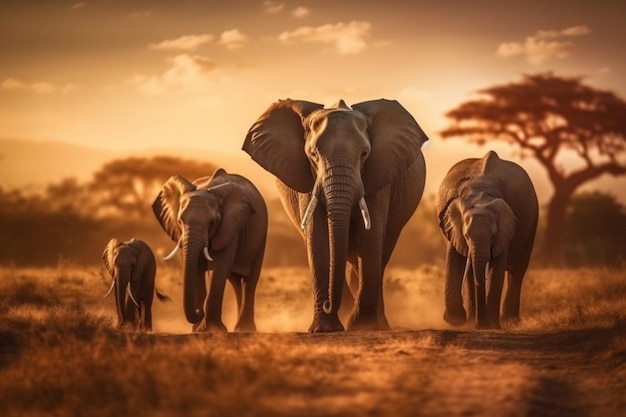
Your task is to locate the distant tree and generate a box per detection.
[88,156,217,218]
[441,73,626,264]
[45,177,90,215]
[562,191,626,266]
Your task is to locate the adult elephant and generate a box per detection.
[243,99,428,332]
[152,168,267,332]
[437,151,538,329]
[102,238,170,331]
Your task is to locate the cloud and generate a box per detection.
[128,10,152,19]
[150,34,214,51]
[292,7,309,18]
[497,25,591,65]
[1,78,76,94]
[149,30,247,51]
[278,21,372,54]
[219,29,248,49]
[263,1,285,13]
[70,2,85,10]
[130,54,217,95]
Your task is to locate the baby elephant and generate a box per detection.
[102,238,170,331]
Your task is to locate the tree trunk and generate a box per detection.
[543,184,576,266]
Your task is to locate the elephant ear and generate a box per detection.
[130,239,155,283]
[440,199,469,256]
[102,238,120,276]
[352,99,429,195]
[485,198,517,257]
[208,180,255,251]
[242,99,324,193]
[152,175,197,243]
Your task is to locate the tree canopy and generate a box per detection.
[441,72,626,264]
[88,156,217,218]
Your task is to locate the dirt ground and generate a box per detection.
[145,325,626,417]
[1,266,625,417]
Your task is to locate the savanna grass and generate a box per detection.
[1,264,625,417]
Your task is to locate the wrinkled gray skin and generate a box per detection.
[102,238,169,331]
[243,99,428,332]
[152,169,268,332]
[437,151,538,329]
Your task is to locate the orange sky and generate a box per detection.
[1,0,625,201]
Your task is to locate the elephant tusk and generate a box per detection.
[485,262,490,283]
[104,280,115,298]
[301,195,319,230]
[464,256,478,287]
[207,182,230,192]
[359,197,371,231]
[126,283,140,308]
[203,246,213,262]
[163,241,180,261]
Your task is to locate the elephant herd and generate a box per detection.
[102,98,538,333]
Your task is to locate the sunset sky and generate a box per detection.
[1,0,625,198]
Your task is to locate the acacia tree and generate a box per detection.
[88,156,217,218]
[441,73,626,264]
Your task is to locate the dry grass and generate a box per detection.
[0,264,625,417]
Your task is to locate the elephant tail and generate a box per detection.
[155,289,172,303]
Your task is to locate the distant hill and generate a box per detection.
[0,139,120,192]
[0,138,278,198]
[1,138,623,204]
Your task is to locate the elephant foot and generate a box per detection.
[444,307,467,326]
[501,314,520,327]
[475,317,501,330]
[347,312,391,331]
[476,322,501,330]
[308,313,344,333]
[234,320,257,333]
[192,319,227,333]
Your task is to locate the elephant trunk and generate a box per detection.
[182,231,207,324]
[322,168,358,315]
[114,268,133,327]
[469,243,490,328]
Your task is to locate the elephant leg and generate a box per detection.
[196,248,237,332]
[486,257,506,329]
[347,189,391,331]
[143,285,155,332]
[338,262,358,323]
[348,227,389,330]
[234,263,259,333]
[228,275,243,315]
[465,267,476,322]
[444,246,468,326]
[144,302,153,332]
[502,270,523,324]
[194,270,227,332]
[347,255,388,331]
[306,206,343,333]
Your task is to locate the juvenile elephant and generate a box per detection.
[437,151,538,329]
[243,98,428,332]
[152,168,267,332]
[102,238,170,331]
